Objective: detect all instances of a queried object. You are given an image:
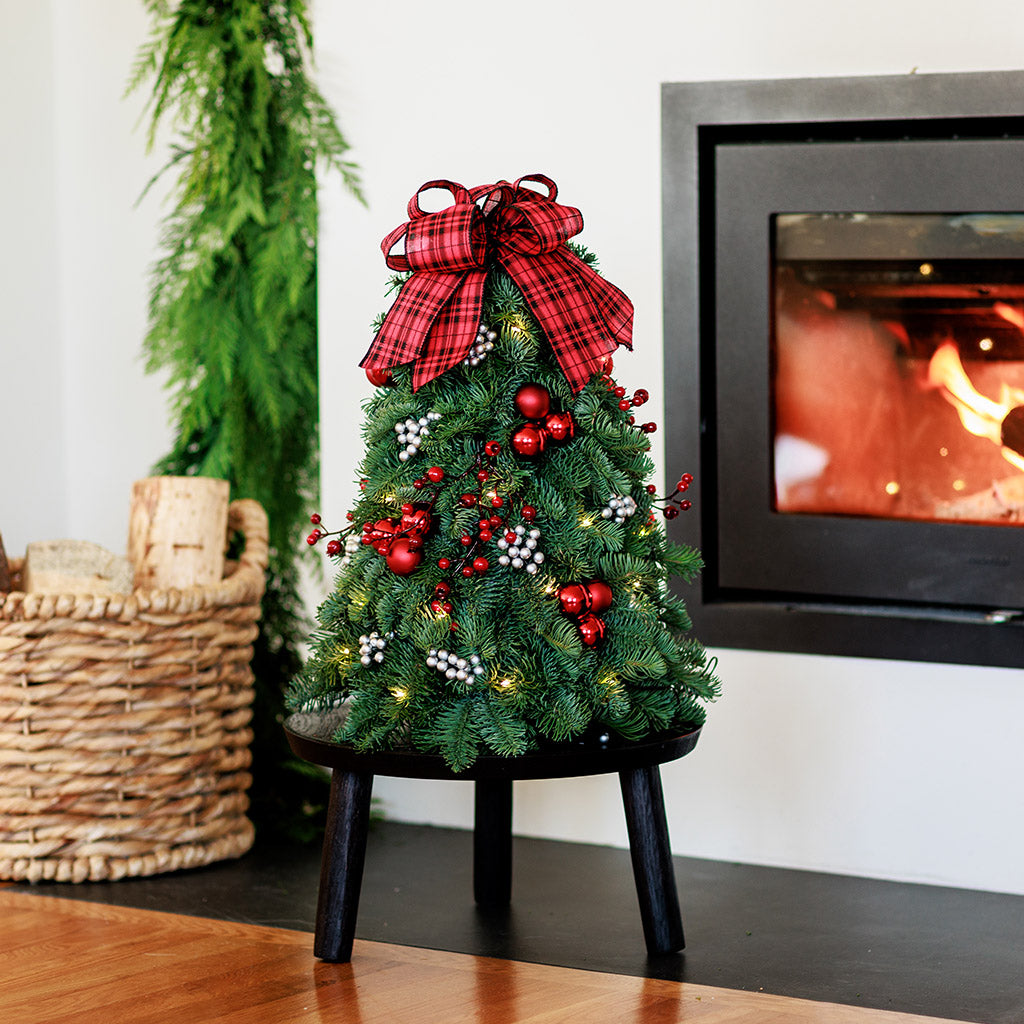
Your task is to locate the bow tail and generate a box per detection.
[502,250,634,392]
[410,271,487,390]
[360,269,469,373]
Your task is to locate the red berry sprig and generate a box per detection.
[655,473,695,519]
[305,512,359,555]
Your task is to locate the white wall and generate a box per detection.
[0,0,169,558]
[3,0,1023,895]
[314,0,1024,895]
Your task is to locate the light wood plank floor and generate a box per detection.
[0,890,974,1024]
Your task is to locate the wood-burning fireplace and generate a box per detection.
[662,71,1024,669]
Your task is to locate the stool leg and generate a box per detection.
[473,777,513,906]
[619,765,685,955]
[314,769,374,962]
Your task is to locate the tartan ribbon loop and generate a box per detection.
[361,175,633,391]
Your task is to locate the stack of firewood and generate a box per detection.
[0,477,229,595]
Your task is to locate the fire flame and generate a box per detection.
[927,342,1024,472]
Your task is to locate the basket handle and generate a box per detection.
[228,499,270,573]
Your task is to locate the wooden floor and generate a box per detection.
[0,889,973,1024]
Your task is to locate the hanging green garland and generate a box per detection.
[129,0,362,840]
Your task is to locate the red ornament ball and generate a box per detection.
[491,495,504,508]
[326,539,342,557]
[484,440,502,457]
[642,422,657,434]
[430,600,442,613]
[306,531,320,546]
[435,581,451,596]
[460,534,473,546]
[385,538,422,576]
[462,566,474,578]
[412,478,425,490]
[401,503,414,515]
[558,583,593,617]
[365,367,393,387]
[632,388,649,406]
[472,557,489,573]
[681,499,692,511]
[514,383,551,420]
[477,470,490,483]
[586,579,614,615]
[310,513,322,525]
[618,399,632,411]
[479,529,492,542]
[459,493,478,508]
[521,504,537,522]
[663,506,679,519]
[543,411,576,444]
[646,484,657,494]
[577,612,606,647]
[438,557,451,570]
[427,466,445,483]
[511,423,548,457]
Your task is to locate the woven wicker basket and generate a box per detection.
[0,498,268,883]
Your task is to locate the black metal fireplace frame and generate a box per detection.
[662,71,1024,669]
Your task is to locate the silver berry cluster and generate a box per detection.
[601,494,638,523]
[338,534,361,569]
[359,631,391,666]
[426,648,486,683]
[395,410,441,461]
[462,322,497,368]
[497,524,544,574]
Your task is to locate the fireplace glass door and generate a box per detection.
[772,212,1024,526]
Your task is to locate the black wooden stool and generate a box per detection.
[284,715,701,963]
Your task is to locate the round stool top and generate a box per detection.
[284,711,702,781]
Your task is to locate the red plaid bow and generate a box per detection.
[359,175,633,392]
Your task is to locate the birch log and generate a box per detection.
[128,477,230,590]
[23,540,134,595]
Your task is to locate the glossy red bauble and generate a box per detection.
[558,583,593,617]
[484,440,502,457]
[326,539,342,557]
[577,612,606,647]
[427,466,445,483]
[511,423,548,458]
[472,557,489,573]
[514,383,551,420]
[365,367,393,387]
[544,411,576,444]
[459,493,478,508]
[521,504,537,522]
[585,579,614,615]
[385,538,423,575]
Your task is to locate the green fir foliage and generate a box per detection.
[289,250,719,771]
[129,0,361,840]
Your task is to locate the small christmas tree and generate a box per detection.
[288,176,718,770]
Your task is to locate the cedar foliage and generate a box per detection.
[289,261,718,771]
[129,0,361,840]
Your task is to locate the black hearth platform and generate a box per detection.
[13,821,1024,1024]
